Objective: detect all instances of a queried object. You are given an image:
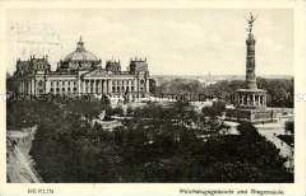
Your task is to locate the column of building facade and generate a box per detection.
[254,94,258,106]
[237,93,240,105]
[86,80,90,94]
[80,80,84,95]
[30,80,33,95]
[129,79,132,98]
[124,80,127,94]
[84,80,87,94]
[108,79,112,94]
[34,79,38,95]
[240,94,243,105]
[241,94,245,105]
[60,81,63,95]
[27,80,30,94]
[263,95,266,106]
[101,80,105,94]
[23,80,26,94]
[136,78,140,98]
[85,80,88,94]
[246,94,250,105]
[30,80,33,94]
[106,80,109,94]
[100,80,103,94]
[249,94,253,106]
[26,80,29,94]
[83,80,86,94]
[92,80,95,94]
[88,80,91,94]
[93,80,96,95]
[263,95,267,106]
[122,80,125,94]
[253,94,255,106]
[252,94,256,106]
[262,95,265,106]
[77,79,81,95]
[95,80,97,94]
[45,80,49,94]
[96,80,99,94]
[258,95,261,106]
[86,80,89,94]
[31,79,34,95]
[43,80,46,94]
[96,80,100,94]
[91,80,93,94]
[145,79,149,93]
[117,80,120,94]
[90,80,93,94]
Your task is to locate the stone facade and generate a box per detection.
[13,38,151,100]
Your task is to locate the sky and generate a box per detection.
[6,9,293,76]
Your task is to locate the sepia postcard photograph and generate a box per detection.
[0,1,305,196]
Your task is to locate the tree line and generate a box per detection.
[154,77,294,108]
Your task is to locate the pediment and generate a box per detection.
[82,67,109,77]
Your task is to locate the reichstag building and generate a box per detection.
[13,37,151,99]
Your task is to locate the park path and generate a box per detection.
[7,126,42,183]
[255,121,294,171]
[222,119,293,171]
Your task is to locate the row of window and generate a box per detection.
[50,87,78,93]
[82,79,145,85]
[112,80,137,85]
[80,86,145,94]
[82,86,136,93]
[49,79,145,86]
[50,81,77,86]
[112,94,146,99]
[112,86,136,93]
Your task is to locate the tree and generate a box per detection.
[285,121,294,135]
[202,101,225,118]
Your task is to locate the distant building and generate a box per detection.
[226,14,275,123]
[12,37,151,100]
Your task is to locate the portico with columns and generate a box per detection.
[236,89,267,109]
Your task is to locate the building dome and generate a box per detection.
[59,37,101,71]
[64,37,99,62]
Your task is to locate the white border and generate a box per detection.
[0,1,304,196]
